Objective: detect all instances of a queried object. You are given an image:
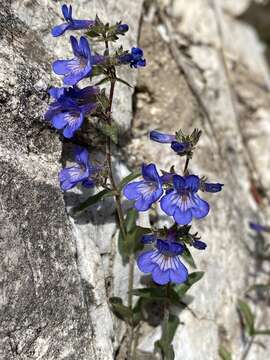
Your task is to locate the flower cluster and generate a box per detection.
[46,5,224,356]
[46,4,146,190]
[123,130,223,285]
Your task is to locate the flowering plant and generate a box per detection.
[45,4,223,359]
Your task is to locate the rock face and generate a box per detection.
[1,0,270,360]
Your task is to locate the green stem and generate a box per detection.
[103,38,135,358]
[183,156,190,175]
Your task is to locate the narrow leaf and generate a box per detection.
[218,345,232,360]
[94,77,110,86]
[254,329,270,336]
[125,208,138,233]
[116,77,133,88]
[182,245,197,268]
[109,297,133,322]
[174,272,204,299]
[72,189,114,213]
[100,122,118,144]
[118,171,141,191]
[132,287,167,300]
[238,299,255,336]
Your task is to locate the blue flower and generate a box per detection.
[123,164,163,211]
[150,130,176,143]
[52,4,95,37]
[59,147,99,191]
[137,238,188,285]
[249,222,270,233]
[117,23,129,34]
[160,175,209,225]
[119,47,146,68]
[53,36,93,85]
[193,240,207,250]
[203,182,224,193]
[45,85,98,138]
[150,130,189,155]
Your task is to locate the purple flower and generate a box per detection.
[45,85,98,138]
[203,182,224,193]
[150,130,189,155]
[53,36,93,85]
[192,240,207,250]
[52,4,95,37]
[119,47,146,68]
[117,23,129,34]
[249,222,270,233]
[160,175,210,225]
[137,238,188,285]
[150,130,176,143]
[123,164,163,211]
[59,147,98,191]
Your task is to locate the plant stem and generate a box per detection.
[103,38,135,358]
[183,156,190,175]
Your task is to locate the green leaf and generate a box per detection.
[181,245,197,268]
[155,314,179,360]
[132,287,167,300]
[125,208,138,233]
[173,272,204,299]
[238,300,255,336]
[246,283,270,293]
[94,77,111,86]
[118,225,151,260]
[116,77,133,88]
[218,345,232,360]
[100,122,118,144]
[118,171,141,191]
[91,65,105,77]
[109,297,133,322]
[254,329,270,336]
[72,189,114,213]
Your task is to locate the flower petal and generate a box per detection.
[149,130,176,143]
[123,181,144,200]
[160,191,180,216]
[142,163,160,182]
[152,266,170,285]
[62,112,84,138]
[185,175,200,192]
[51,113,68,129]
[173,175,185,192]
[169,242,185,255]
[52,59,71,75]
[74,147,89,167]
[190,194,210,219]
[134,197,152,211]
[51,23,70,37]
[79,36,91,59]
[137,250,156,273]
[70,36,80,57]
[169,258,188,284]
[173,207,192,225]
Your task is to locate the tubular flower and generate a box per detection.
[137,237,188,285]
[123,163,163,211]
[249,222,270,233]
[150,130,190,155]
[160,175,210,225]
[59,147,99,191]
[202,182,224,193]
[119,47,146,68]
[45,86,99,138]
[53,36,93,85]
[52,4,95,37]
